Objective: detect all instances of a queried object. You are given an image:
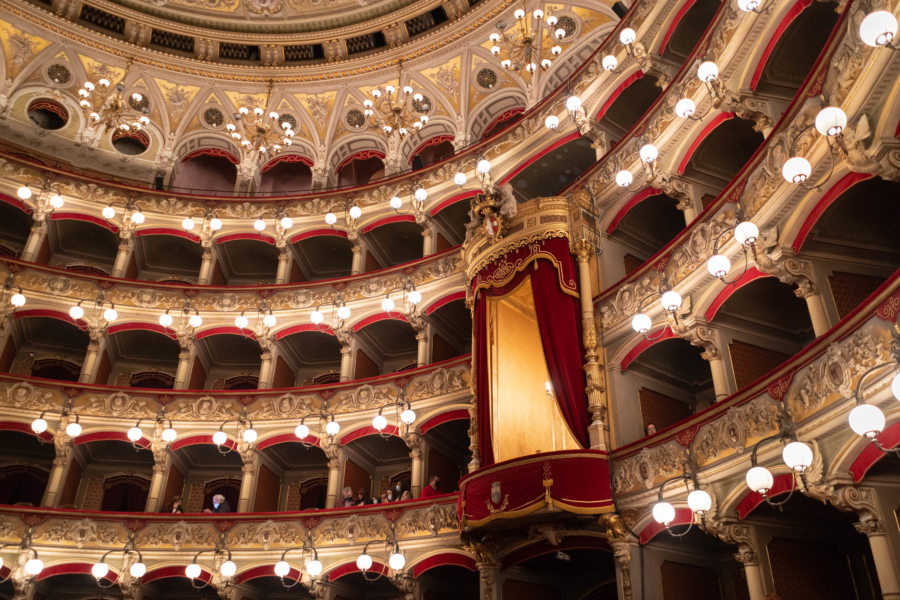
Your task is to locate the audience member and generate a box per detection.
[203,494,232,513]
[420,475,441,498]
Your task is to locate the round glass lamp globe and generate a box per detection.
[782,441,813,472]
[566,95,582,112]
[381,298,395,312]
[102,205,116,219]
[414,188,428,202]
[65,422,82,438]
[651,501,675,525]
[253,218,266,231]
[390,196,402,210]
[235,314,249,329]
[454,172,467,186]
[738,0,760,11]
[407,290,422,305]
[389,552,406,571]
[544,115,559,130]
[127,427,142,442]
[337,306,351,320]
[310,310,324,325]
[859,10,898,47]
[356,553,373,572]
[892,372,900,400]
[130,562,146,578]
[263,314,277,328]
[477,159,491,174]
[242,428,258,443]
[10,293,26,307]
[697,61,719,82]
[49,195,64,209]
[91,562,109,579]
[815,106,847,137]
[707,254,731,278]
[687,489,712,513]
[188,314,203,328]
[212,430,228,446]
[274,561,290,578]
[17,186,32,200]
[401,408,416,425]
[602,55,618,71]
[372,414,388,431]
[782,156,811,183]
[631,313,651,334]
[615,170,633,188]
[220,560,236,578]
[185,563,202,579]
[182,217,195,230]
[295,423,310,439]
[24,558,43,576]
[280,216,294,230]
[619,28,636,45]
[159,313,173,328]
[734,221,759,245]
[849,403,885,438]
[103,308,118,322]
[210,217,223,231]
[325,420,341,436]
[31,418,48,434]
[745,465,773,493]
[69,305,84,320]
[349,206,362,220]
[162,427,177,443]
[325,212,337,225]
[675,98,696,118]
[130,211,145,225]
[306,559,323,577]
[660,290,682,312]
[639,143,659,163]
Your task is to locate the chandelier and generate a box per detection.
[77,63,151,133]
[226,82,295,158]
[362,62,429,138]
[488,2,566,72]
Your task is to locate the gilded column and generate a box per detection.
[145,427,171,512]
[323,442,343,509]
[237,440,259,513]
[79,325,107,384]
[41,425,74,507]
[405,432,424,498]
[111,237,134,278]
[795,280,832,338]
[572,240,607,451]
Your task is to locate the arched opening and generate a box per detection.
[258,157,313,195]
[0,430,53,505]
[73,439,154,510]
[754,0,840,96]
[800,177,900,318]
[428,298,472,362]
[27,98,69,130]
[509,136,597,199]
[257,441,328,510]
[431,196,470,248]
[354,319,418,378]
[340,433,411,504]
[422,418,471,493]
[290,233,353,281]
[362,221,424,270]
[710,276,814,389]
[194,333,262,390]
[411,137,455,169]
[111,129,150,156]
[48,218,119,272]
[337,153,385,187]
[416,564,479,599]
[100,473,151,511]
[171,151,237,194]
[609,192,684,267]
[597,73,661,140]
[481,109,524,140]
[216,238,280,284]
[279,330,341,386]
[11,316,89,380]
[0,201,32,257]
[170,442,244,512]
[133,233,203,282]
[105,328,180,387]
[32,573,120,600]
[682,116,764,191]
[662,0,722,62]
[501,545,617,600]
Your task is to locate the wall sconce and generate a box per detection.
[91,534,146,587]
[743,404,813,507]
[848,321,900,456]
[31,397,81,440]
[705,205,760,284]
[213,407,257,455]
[630,275,684,338]
[274,538,322,589]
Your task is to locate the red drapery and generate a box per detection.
[473,237,589,466]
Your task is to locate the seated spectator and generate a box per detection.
[645,423,657,436]
[342,486,355,507]
[379,491,389,503]
[420,475,441,498]
[399,480,412,501]
[203,494,232,513]
[166,496,183,514]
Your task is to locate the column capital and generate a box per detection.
[404,432,423,458]
[672,322,720,361]
[323,441,343,470]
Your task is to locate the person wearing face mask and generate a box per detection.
[203,494,232,513]
[419,475,441,498]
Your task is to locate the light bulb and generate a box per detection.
[220,560,236,578]
[102,205,115,219]
[31,418,48,434]
[675,98,696,118]
[127,426,142,442]
[92,562,109,579]
[188,314,202,328]
[162,427,177,443]
[477,158,491,174]
[389,552,406,571]
[130,562,146,578]
[209,217,223,231]
[544,115,559,130]
[295,423,310,439]
[566,95,582,112]
[401,408,416,425]
[24,558,43,576]
[707,254,731,278]
[49,194,64,209]
[254,218,266,231]
[414,188,428,202]
[859,10,897,47]
[734,221,759,245]
[280,216,294,230]
[263,313,277,328]
[697,61,719,82]
[687,489,712,514]
[615,170,633,188]
[235,314,249,329]
[745,465,773,493]
[69,305,84,320]
[651,501,675,524]
[182,217,195,230]
[454,172,467,186]
[185,563,201,579]
[103,307,118,322]
[660,290,682,312]
[373,414,388,431]
[381,297,395,312]
[407,290,422,304]
[782,441,813,472]
[337,305,351,320]
[349,206,362,220]
[242,428,258,443]
[325,420,340,436]
[619,27,636,45]
[325,212,338,226]
[738,0,759,11]
[892,372,900,400]
[159,313,173,328]
[130,211,145,225]
[631,313,651,333]
[306,559,323,577]
[274,561,290,578]
[782,156,811,183]
[17,186,32,200]
[356,553,373,572]
[639,143,659,163]
[10,292,25,307]
[212,430,228,446]
[310,310,324,325]
[602,55,618,71]
[514,7,525,18]
[66,422,82,437]
[390,196,402,210]
[814,106,847,137]
[849,403,885,438]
